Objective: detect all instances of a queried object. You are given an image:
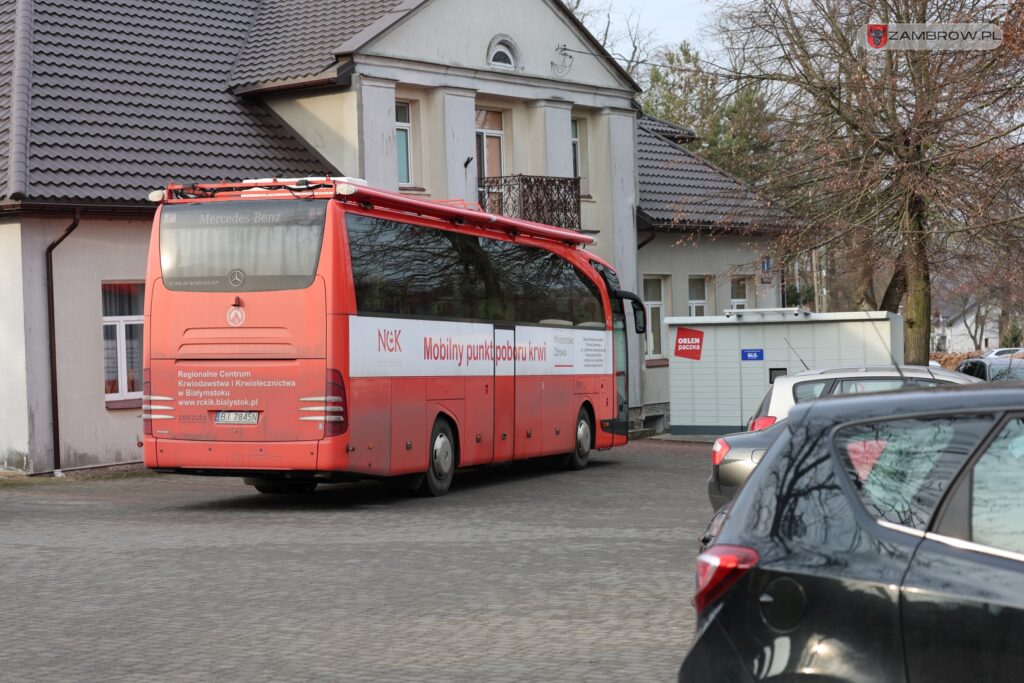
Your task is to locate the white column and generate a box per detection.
[528,99,574,178]
[357,75,399,190]
[439,88,478,203]
[598,107,641,404]
[0,218,31,471]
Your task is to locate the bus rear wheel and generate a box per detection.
[416,419,456,497]
[565,407,592,471]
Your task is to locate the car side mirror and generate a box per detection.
[631,300,646,335]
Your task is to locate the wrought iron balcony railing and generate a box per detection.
[478,175,581,232]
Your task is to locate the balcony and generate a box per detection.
[478,175,581,232]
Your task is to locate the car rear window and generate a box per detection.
[792,380,829,404]
[833,415,995,530]
[834,378,906,395]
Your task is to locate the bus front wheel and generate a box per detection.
[416,419,456,497]
[566,407,592,471]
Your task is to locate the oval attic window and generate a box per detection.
[489,44,515,68]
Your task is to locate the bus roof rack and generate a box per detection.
[160,178,594,247]
[333,182,594,246]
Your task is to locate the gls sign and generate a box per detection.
[674,328,704,361]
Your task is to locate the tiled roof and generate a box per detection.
[1,0,332,204]
[231,0,418,89]
[636,116,787,231]
[635,115,696,144]
[0,1,16,201]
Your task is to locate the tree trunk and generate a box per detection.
[879,253,906,314]
[902,200,931,365]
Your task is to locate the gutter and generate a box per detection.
[45,210,81,474]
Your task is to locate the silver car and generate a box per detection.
[707,366,983,512]
[746,365,981,431]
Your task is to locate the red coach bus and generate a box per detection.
[143,178,646,496]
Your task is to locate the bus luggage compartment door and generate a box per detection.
[494,327,515,463]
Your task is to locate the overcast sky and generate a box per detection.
[605,0,716,52]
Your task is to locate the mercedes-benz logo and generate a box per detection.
[228,269,246,288]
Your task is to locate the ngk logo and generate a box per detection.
[377,329,403,353]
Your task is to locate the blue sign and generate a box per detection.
[741,349,765,361]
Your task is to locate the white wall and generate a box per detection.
[637,232,781,408]
[363,0,631,92]
[265,89,359,176]
[937,310,1001,353]
[0,218,30,470]
[49,216,151,468]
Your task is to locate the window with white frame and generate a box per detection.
[476,109,504,179]
[570,117,589,195]
[730,277,749,310]
[102,283,144,402]
[396,101,413,186]
[571,119,581,178]
[643,277,665,357]
[688,276,707,316]
[476,109,505,209]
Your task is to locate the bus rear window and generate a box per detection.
[159,200,328,292]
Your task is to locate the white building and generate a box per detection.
[0,0,782,471]
[633,117,787,432]
[932,303,1002,354]
[0,0,646,473]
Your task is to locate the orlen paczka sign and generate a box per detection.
[674,328,704,360]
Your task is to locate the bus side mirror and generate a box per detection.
[631,300,646,335]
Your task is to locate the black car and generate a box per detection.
[680,385,1024,682]
[957,356,1024,382]
[707,420,788,512]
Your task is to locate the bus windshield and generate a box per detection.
[159,199,328,292]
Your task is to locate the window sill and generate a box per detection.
[645,358,670,368]
[106,398,142,410]
[399,186,429,195]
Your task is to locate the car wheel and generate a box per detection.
[565,407,592,471]
[416,419,456,497]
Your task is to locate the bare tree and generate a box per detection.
[562,0,659,82]
[711,0,1024,363]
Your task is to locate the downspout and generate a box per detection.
[637,228,657,250]
[46,210,81,474]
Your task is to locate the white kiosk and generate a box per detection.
[665,308,904,435]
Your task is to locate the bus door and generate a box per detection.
[610,310,629,446]
[609,294,646,446]
[493,326,515,463]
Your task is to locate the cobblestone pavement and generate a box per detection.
[1,440,712,682]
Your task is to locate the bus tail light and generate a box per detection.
[143,368,152,436]
[750,416,777,432]
[711,438,731,466]
[325,369,347,437]
[693,545,760,613]
[302,370,348,437]
[141,368,175,435]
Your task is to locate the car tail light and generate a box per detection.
[142,368,152,437]
[711,438,731,466]
[750,416,777,432]
[693,545,760,613]
[325,369,347,437]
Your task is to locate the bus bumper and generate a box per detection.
[145,437,323,471]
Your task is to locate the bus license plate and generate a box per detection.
[215,411,259,425]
